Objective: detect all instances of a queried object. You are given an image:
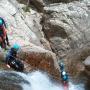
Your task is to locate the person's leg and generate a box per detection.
[0,36,3,48]
[0,34,6,49]
[2,39,7,49]
[6,34,10,46]
[0,43,2,48]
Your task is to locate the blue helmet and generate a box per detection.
[59,62,64,71]
[13,43,20,51]
[0,19,3,26]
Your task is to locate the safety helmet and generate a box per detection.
[60,62,64,67]
[62,71,66,75]
[59,62,64,70]
[0,19,3,26]
[13,43,20,51]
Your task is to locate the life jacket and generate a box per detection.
[61,71,68,81]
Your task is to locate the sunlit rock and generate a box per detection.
[18,44,60,81]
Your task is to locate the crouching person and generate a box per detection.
[5,43,24,71]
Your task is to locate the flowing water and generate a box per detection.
[0,70,85,90]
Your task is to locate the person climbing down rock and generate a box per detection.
[59,62,69,90]
[0,17,10,49]
[5,43,24,71]
[59,62,64,71]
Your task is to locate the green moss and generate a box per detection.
[22,6,31,12]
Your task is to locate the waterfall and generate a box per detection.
[16,70,85,90]
[0,70,85,90]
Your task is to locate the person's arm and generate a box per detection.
[5,54,11,68]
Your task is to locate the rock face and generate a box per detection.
[0,0,60,82]
[18,44,60,81]
[30,0,45,12]
[83,56,90,76]
[0,44,60,81]
[23,0,80,12]
[0,71,28,90]
[63,45,90,78]
[1,0,90,85]
[84,56,90,68]
[0,0,44,47]
[0,0,51,49]
[43,0,79,4]
[42,1,90,58]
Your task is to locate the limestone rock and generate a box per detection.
[0,0,44,47]
[43,1,90,58]
[43,0,79,4]
[0,0,61,82]
[83,56,90,76]
[40,38,52,50]
[84,56,90,67]
[30,0,45,12]
[18,44,60,81]
[64,45,90,78]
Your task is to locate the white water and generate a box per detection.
[16,71,85,90]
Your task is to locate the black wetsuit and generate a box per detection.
[5,48,24,71]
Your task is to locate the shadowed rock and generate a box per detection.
[0,71,30,90]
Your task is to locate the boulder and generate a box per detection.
[83,56,90,76]
[18,44,60,81]
[0,0,61,82]
[84,56,90,68]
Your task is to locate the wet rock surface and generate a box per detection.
[0,71,28,90]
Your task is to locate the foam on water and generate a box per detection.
[17,71,85,90]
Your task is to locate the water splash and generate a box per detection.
[17,71,85,90]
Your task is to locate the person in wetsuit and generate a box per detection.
[5,43,24,71]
